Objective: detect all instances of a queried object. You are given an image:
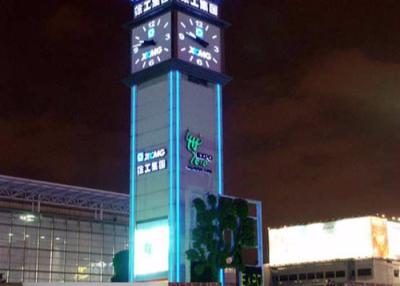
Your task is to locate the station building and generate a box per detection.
[0,174,129,283]
[266,216,400,286]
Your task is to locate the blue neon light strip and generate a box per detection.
[168,71,174,281]
[175,71,181,281]
[217,84,223,196]
[129,85,137,282]
[217,84,224,286]
[256,202,264,267]
[219,269,225,286]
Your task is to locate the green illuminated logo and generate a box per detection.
[185,130,213,173]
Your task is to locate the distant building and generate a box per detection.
[266,258,400,286]
[0,175,129,283]
[266,216,400,286]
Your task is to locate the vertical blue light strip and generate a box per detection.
[256,202,264,267]
[168,71,174,282]
[175,71,181,282]
[217,84,224,285]
[129,85,137,282]
[219,269,225,286]
[217,84,223,196]
[256,202,264,285]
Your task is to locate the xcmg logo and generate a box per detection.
[137,148,167,176]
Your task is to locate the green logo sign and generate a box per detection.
[185,130,213,174]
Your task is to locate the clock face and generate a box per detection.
[177,12,222,72]
[131,13,171,73]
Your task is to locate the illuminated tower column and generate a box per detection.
[126,0,230,282]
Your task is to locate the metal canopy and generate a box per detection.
[0,174,129,215]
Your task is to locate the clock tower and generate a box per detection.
[126,0,230,283]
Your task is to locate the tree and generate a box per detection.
[111,250,129,282]
[186,194,257,282]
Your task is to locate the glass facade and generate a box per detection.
[0,210,128,283]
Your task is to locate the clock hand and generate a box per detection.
[185,32,209,48]
[139,39,157,48]
[186,32,196,40]
[195,36,209,48]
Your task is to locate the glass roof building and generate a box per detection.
[0,174,129,283]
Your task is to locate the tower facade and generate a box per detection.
[127,0,230,282]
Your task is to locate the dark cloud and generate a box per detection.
[225,48,400,226]
[0,115,129,190]
[46,4,91,41]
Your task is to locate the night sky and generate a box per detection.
[1,1,400,227]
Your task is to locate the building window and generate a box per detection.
[289,274,297,281]
[0,225,10,247]
[336,270,346,278]
[299,273,307,280]
[357,268,372,277]
[307,273,315,280]
[316,272,324,279]
[325,272,335,278]
[0,210,126,283]
[394,269,399,278]
[279,275,288,282]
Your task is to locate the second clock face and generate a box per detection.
[131,12,172,73]
[177,12,222,72]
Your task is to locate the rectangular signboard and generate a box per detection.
[269,217,400,265]
[134,218,169,278]
[133,0,219,19]
[269,217,374,265]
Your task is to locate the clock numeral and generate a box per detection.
[149,20,156,28]
[133,47,139,54]
[214,46,220,53]
[149,59,155,67]
[165,33,171,41]
[196,58,203,66]
[195,20,204,28]
[179,33,185,40]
